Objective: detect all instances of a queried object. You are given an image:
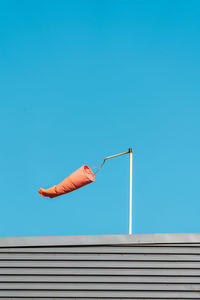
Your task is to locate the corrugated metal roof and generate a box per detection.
[0,233,200,298]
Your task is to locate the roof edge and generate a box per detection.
[0,233,200,247]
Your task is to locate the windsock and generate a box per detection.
[38,165,95,198]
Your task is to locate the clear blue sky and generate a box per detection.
[0,0,200,237]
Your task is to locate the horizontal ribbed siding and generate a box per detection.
[0,241,200,298]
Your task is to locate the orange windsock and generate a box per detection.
[38,165,95,198]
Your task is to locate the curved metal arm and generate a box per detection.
[104,150,130,161]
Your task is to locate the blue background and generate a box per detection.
[0,0,200,236]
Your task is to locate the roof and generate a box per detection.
[1,233,200,298]
[0,232,200,247]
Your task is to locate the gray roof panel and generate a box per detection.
[0,233,200,247]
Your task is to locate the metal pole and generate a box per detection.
[129,148,133,234]
[100,148,133,235]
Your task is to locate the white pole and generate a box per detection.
[129,148,133,234]
[100,148,133,234]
